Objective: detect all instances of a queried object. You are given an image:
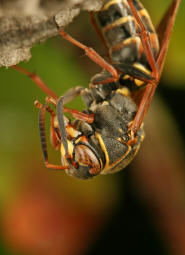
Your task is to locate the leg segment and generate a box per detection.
[89,11,112,63]
[46,86,94,124]
[61,86,84,105]
[35,100,60,150]
[63,107,94,124]
[12,65,94,123]
[38,103,69,170]
[12,65,58,100]
[58,29,119,83]
[127,0,181,133]
[127,0,159,81]
[45,86,84,105]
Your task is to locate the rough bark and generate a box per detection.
[0,0,105,67]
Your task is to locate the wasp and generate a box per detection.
[12,0,180,179]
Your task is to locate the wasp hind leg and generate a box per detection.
[89,11,112,64]
[57,28,119,84]
[36,101,69,170]
[12,65,58,100]
[12,64,94,123]
[127,0,181,134]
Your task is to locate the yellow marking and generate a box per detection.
[102,101,109,106]
[140,132,145,142]
[120,63,151,87]
[75,135,88,144]
[102,0,123,10]
[138,8,149,17]
[110,36,140,53]
[138,8,155,32]
[103,16,135,33]
[95,132,110,169]
[118,128,124,134]
[149,33,160,53]
[75,137,81,144]
[67,126,81,139]
[96,132,133,174]
[123,74,131,80]
[117,137,122,142]
[60,140,74,157]
[102,143,132,174]
[121,36,140,46]
[133,62,151,86]
[134,79,144,86]
[75,136,82,144]
[116,87,130,97]
[117,137,128,142]
[133,62,151,75]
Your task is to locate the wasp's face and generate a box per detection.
[60,137,102,179]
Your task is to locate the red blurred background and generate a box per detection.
[0,1,185,255]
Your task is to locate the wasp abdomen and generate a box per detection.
[97,0,159,67]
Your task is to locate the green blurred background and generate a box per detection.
[0,1,185,255]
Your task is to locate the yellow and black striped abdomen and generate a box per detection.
[97,0,159,70]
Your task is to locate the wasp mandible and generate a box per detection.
[12,0,180,179]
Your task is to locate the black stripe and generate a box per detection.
[38,106,48,161]
[132,0,144,11]
[104,19,136,46]
[140,14,155,33]
[98,3,132,27]
[98,0,144,27]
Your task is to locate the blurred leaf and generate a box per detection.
[142,0,185,86]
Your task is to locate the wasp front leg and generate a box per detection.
[55,86,94,124]
[12,65,94,123]
[57,29,119,84]
[35,100,60,150]
[12,65,58,100]
[89,11,112,64]
[35,101,69,170]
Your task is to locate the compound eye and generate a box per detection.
[75,144,101,175]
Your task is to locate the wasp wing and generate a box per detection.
[156,0,181,73]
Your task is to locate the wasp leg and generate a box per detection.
[12,65,94,123]
[127,0,180,133]
[57,29,119,84]
[46,86,84,105]
[62,106,94,124]
[38,103,69,170]
[58,86,94,123]
[45,86,94,124]
[11,65,58,100]
[60,86,84,105]
[35,100,60,150]
[127,0,159,81]
[89,11,112,64]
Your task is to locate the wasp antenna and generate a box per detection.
[56,96,69,156]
